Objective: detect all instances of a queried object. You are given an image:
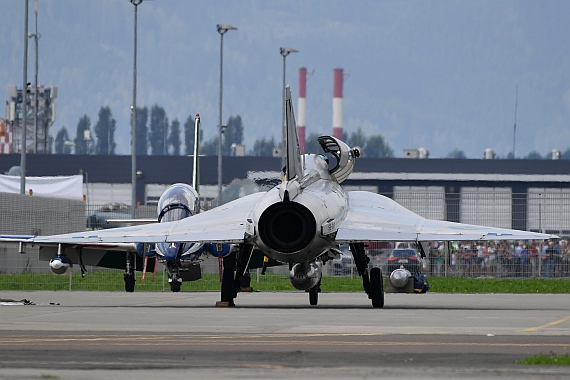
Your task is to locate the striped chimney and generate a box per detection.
[298,67,307,152]
[332,68,343,140]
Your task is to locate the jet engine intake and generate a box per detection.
[289,260,322,291]
[258,202,316,254]
[49,256,73,275]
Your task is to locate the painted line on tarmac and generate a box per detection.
[520,315,570,332]
[0,359,293,369]
[1,336,568,348]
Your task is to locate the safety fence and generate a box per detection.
[1,241,568,292]
[0,248,292,292]
[2,190,570,291]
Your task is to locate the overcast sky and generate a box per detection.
[2,0,570,158]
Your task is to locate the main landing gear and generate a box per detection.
[217,243,254,307]
[124,252,136,293]
[349,243,384,308]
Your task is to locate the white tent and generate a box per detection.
[0,174,83,200]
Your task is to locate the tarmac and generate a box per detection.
[0,290,569,379]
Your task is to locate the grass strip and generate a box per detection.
[1,271,569,293]
[516,353,570,366]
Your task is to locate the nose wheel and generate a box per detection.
[169,280,181,292]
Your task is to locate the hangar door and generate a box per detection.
[527,188,570,235]
[393,186,445,220]
[460,187,511,229]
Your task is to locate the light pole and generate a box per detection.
[130,0,142,218]
[20,0,29,194]
[279,47,298,168]
[217,24,237,205]
[29,0,39,153]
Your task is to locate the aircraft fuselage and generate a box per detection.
[247,154,348,264]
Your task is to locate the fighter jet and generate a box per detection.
[11,86,556,307]
[1,116,271,293]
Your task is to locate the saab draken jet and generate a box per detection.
[4,87,556,307]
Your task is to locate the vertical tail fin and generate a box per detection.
[285,86,302,181]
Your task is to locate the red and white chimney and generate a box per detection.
[332,68,343,140]
[297,67,307,152]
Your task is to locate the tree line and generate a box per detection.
[53,104,569,159]
[447,148,570,160]
[53,105,246,157]
[52,105,395,158]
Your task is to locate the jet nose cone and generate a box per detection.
[156,242,180,263]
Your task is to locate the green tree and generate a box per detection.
[223,115,244,156]
[74,114,92,155]
[249,137,276,156]
[168,118,181,156]
[501,152,515,159]
[364,134,394,158]
[304,133,321,154]
[447,149,467,159]
[148,105,168,155]
[94,106,116,155]
[200,136,218,156]
[524,150,544,160]
[347,128,366,150]
[54,126,72,154]
[184,114,196,155]
[135,106,148,155]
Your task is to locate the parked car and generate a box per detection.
[386,248,422,273]
[367,248,392,273]
[329,247,356,276]
[395,241,420,250]
[86,203,132,230]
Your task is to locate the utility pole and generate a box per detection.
[20,0,29,194]
[130,0,143,217]
[32,0,39,153]
[512,85,518,159]
[216,24,237,206]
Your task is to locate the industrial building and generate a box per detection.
[1,153,569,238]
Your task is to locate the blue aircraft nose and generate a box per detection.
[156,242,180,263]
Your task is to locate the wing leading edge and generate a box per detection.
[335,191,557,243]
[29,192,266,245]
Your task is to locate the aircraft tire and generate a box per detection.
[124,276,135,293]
[369,267,384,308]
[309,286,318,306]
[170,281,181,293]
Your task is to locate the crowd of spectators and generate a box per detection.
[427,240,569,278]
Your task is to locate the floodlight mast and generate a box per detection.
[130,0,143,217]
[216,24,237,206]
[20,0,29,194]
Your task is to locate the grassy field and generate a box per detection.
[1,271,570,293]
